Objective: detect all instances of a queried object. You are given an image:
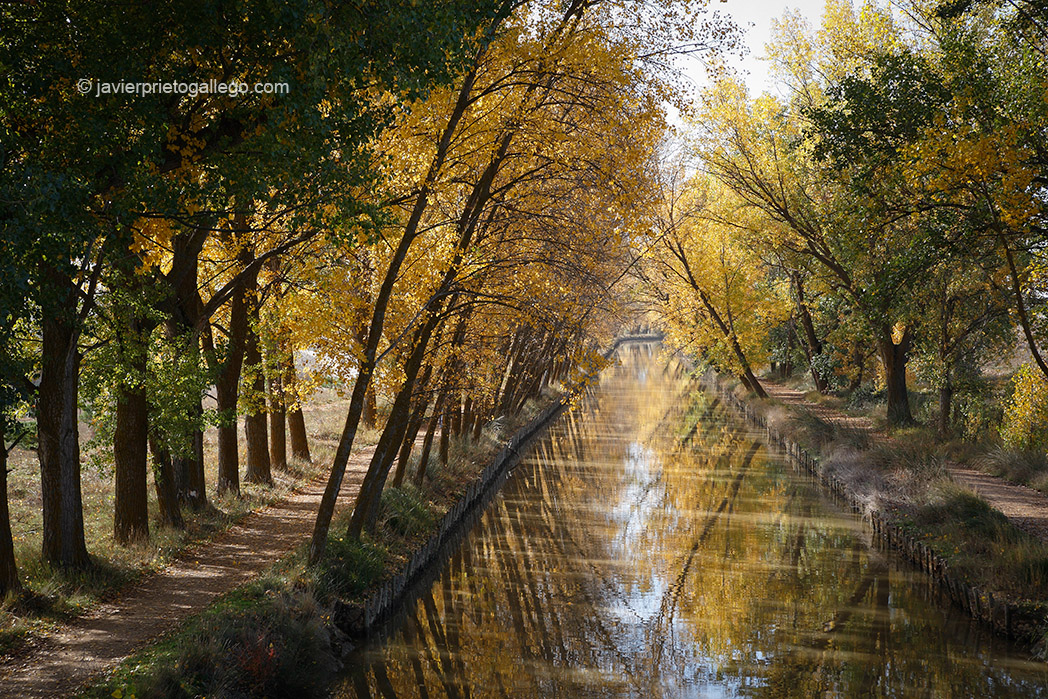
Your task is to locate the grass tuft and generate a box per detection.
[975,445,1048,495]
[909,484,1048,600]
[867,431,947,482]
[788,408,871,452]
[379,485,436,538]
[83,577,339,699]
[311,535,388,602]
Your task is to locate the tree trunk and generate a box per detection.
[439,406,451,467]
[792,273,827,393]
[214,252,255,496]
[308,25,505,563]
[0,431,22,597]
[37,313,90,568]
[148,436,184,529]
[1001,234,1048,381]
[938,372,953,438]
[877,326,914,426]
[348,313,444,538]
[414,388,446,489]
[113,374,150,544]
[391,360,437,489]
[283,355,312,463]
[268,374,287,472]
[243,293,271,486]
[168,232,208,511]
[391,399,429,489]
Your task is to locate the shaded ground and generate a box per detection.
[761,379,1048,544]
[0,447,375,698]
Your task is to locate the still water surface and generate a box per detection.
[337,344,1047,697]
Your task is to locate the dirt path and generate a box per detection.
[0,447,374,698]
[761,379,1048,544]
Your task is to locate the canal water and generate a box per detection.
[336,343,1047,697]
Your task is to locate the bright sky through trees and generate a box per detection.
[687,0,826,94]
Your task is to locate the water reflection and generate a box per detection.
[337,344,1047,698]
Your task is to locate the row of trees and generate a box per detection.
[0,0,737,593]
[643,0,1046,439]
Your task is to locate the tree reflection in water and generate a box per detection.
[337,344,1048,698]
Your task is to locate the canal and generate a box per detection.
[336,343,1048,697]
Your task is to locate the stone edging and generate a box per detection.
[700,370,1047,644]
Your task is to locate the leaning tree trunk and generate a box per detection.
[0,429,22,596]
[413,388,446,489]
[348,312,444,538]
[243,292,272,486]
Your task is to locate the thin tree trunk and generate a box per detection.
[214,245,255,496]
[0,429,22,596]
[1000,234,1048,381]
[391,399,429,489]
[391,360,437,488]
[414,388,446,489]
[938,373,953,438]
[792,272,827,393]
[269,374,287,472]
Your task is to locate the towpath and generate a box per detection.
[761,380,1048,544]
[0,447,374,698]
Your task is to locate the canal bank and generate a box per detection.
[335,343,1048,697]
[699,369,1048,648]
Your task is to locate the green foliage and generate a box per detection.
[312,535,388,601]
[953,376,1006,441]
[1001,363,1048,452]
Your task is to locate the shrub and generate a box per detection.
[99,582,339,699]
[1001,363,1048,452]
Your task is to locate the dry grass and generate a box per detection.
[974,446,1048,495]
[907,483,1048,603]
[1,388,365,657]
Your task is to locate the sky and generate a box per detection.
[689,0,829,96]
